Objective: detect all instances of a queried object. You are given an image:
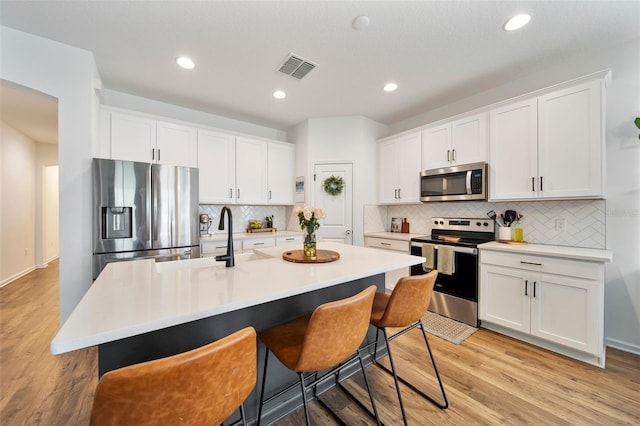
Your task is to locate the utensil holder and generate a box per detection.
[498,227,512,241]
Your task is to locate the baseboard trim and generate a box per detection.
[606,338,640,356]
[0,266,37,288]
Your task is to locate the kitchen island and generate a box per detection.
[51,242,424,423]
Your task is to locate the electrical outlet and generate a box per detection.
[555,218,567,231]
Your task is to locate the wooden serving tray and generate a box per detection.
[246,227,277,233]
[496,239,529,245]
[282,249,340,263]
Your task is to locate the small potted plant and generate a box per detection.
[265,215,274,229]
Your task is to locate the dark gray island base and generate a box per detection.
[99,274,386,425]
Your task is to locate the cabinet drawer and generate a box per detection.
[365,237,409,253]
[201,239,240,256]
[276,235,302,246]
[480,250,603,281]
[242,237,276,250]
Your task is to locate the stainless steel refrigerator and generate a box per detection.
[92,158,200,279]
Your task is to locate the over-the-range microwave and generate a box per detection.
[420,162,487,202]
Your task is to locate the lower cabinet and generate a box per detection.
[276,235,303,247]
[202,234,302,257]
[480,249,605,366]
[201,239,241,258]
[364,236,410,291]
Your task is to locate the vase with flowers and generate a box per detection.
[294,205,325,259]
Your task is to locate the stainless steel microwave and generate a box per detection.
[420,162,487,202]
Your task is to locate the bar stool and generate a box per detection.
[90,326,257,426]
[370,271,448,425]
[257,286,381,426]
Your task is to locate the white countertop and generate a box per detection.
[200,230,302,242]
[479,241,613,262]
[51,242,424,355]
[364,232,424,242]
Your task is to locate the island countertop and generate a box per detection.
[51,242,424,355]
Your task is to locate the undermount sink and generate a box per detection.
[155,251,271,273]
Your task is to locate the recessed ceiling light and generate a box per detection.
[383,82,398,92]
[176,56,195,69]
[503,14,531,31]
[352,15,370,31]
[273,90,286,99]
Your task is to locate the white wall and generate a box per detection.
[102,89,288,142]
[294,116,387,246]
[0,122,36,285]
[35,144,59,267]
[1,26,99,323]
[389,37,640,354]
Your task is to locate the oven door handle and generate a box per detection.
[411,242,478,255]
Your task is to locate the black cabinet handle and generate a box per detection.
[533,281,537,298]
[525,280,528,296]
[532,177,535,191]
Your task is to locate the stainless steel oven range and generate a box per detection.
[410,217,495,327]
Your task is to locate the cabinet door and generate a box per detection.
[480,264,530,333]
[110,112,156,163]
[451,113,487,165]
[396,132,421,203]
[530,273,602,355]
[156,121,197,167]
[197,130,236,204]
[421,123,451,170]
[267,142,294,205]
[236,137,268,204]
[378,139,399,204]
[538,80,603,199]
[489,98,538,200]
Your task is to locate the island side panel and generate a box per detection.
[98,274,385,423]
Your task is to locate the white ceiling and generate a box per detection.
[1,1,639,141]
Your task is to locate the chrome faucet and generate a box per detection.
[215,206,235,267]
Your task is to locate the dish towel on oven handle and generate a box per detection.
[422,243,435,272]
[437,245,455,275]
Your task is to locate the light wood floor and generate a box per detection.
[1,260,638,425]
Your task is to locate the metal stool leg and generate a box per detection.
[381,328,409,426]
[357,348,383,426]
[418,321,448,409]
[299,372,311,426]
[257,348,270,426]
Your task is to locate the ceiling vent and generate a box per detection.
[277,54,316,80]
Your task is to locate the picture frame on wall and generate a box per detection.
[295,176,304,203]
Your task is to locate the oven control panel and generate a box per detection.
[431,217,494,233]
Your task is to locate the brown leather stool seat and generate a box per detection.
[370,271,448,425]
[257,286,381,426]
[90,326,257,426]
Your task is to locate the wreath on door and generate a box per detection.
[323,175,345,196]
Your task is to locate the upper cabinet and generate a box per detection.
[490,79,604,201]
[378,132,422,204]
[197,129,236,204]
[422,112,487,170]
[109,112,197,168]
[235,137,268,205]
[267,142,295,205]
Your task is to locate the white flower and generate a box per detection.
[303,206,313,220]
[313,208,326,219]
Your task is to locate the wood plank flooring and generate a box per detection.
[1,261,638,425]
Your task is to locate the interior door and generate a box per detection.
[313,163,353,244]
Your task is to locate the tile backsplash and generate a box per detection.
[365,199,606,249]
[199,205,289,235]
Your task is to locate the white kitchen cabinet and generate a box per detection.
[107,111,197,168]
[236,137,268,204]
[422,112,487,170]
[201,239,241,258]
[197,130,236,204]
[110,112,156,163]
[155,121,197,167]
[489,78,604,201]
[480,248,605,366]
[276,235,303,246]
[378,132,421,204]
[267,142,294,205]
[365,236,410,291]
[242,236,276,252]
